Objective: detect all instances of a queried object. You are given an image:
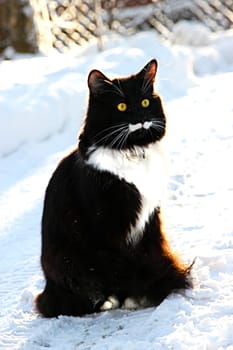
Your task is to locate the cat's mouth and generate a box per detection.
[90,119,165,151]
[128,121,152,133]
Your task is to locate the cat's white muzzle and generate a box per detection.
[129,121,152,133]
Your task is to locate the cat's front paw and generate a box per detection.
[100,295,120,311]
[122,297,150,310]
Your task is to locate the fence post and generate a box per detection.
[93,0,104,51]
[30,0,54,54]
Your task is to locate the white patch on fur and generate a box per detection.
[143,121,152,129]
[87,141,167,245]
[129,123,142,133]
[100,295,120,311]
[122,297,150,310]
[122,297,139,310]
[128,121,153,133]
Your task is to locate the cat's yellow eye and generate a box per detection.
[117,102,127,112]
[141,99,150,108]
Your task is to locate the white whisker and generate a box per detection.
[94,123,126,138]
[141,77,153,94]
[151,119,165,124]
[94,123,127,143]
[110,128,128,149]
[95,126,127,146]
[118,129,130,150]
[151,120,165,132]
[151,125,164,131]
[111,80,125,97]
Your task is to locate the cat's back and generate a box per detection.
[45,148,84,194]
[42,148,83,225]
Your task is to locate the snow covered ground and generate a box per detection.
[0,22,233,349]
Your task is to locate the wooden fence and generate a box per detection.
[31,0,233,53]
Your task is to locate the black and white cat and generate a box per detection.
[36,59,192,317]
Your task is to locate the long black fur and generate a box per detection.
[36,60,192,317]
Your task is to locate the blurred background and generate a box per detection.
[0,0,233,56]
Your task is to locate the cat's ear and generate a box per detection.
[88,70,111,95]
[138,59,158,84]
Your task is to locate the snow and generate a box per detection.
[1,24,233,349]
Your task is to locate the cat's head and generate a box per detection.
[79,59,166,156]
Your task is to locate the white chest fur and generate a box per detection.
[87,142,167,244]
